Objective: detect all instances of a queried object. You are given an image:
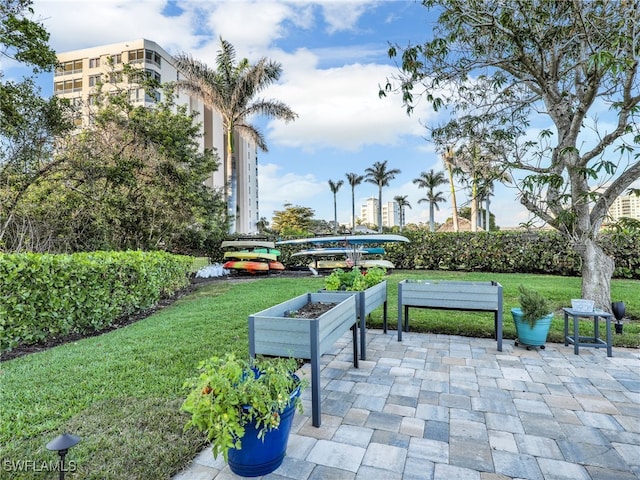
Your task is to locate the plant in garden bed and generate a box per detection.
[324,266,386,291]
[181,353,306,463]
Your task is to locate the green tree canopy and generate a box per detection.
[11,80,225,252]
[0,0,74,250]
[381,0,640,309]
[272,203,315,237]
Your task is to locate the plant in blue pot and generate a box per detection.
[181,353,305,477]
[511,285,554,350]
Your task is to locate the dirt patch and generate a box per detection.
[287,302,337,318]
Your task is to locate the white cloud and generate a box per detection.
[265,58,436,152]
[320,1,369,34]
[258,163,326,219]
[204,1,293,52]
[34,0,194,54]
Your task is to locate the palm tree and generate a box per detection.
[393,195,412,232]
[174,38,297,233]
[455,142,484,232]
[442,147,459,232]
[477,167,511,231]
[345,172,364,231]
[328,179,344,233]
[256,217,269,233]
[413,169,448,232]
[364,161,401,233]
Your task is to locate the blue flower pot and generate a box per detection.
[227,383,300,477]
[511,308,553,349]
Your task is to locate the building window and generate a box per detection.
[88,94,98,106]
[89,57,101,68]
[111,54,122,64]
[55,59,83,76]
[128,49,145,63]
[129,88,145,103]
[145,69,161,83]
[145,49,161,67]
[88,74,102,87]
[145,90,160,103]
[54,79,83,94]
[108,71,123,83]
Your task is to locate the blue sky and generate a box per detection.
[7,0,542,228]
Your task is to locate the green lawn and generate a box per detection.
[1,271,637,479]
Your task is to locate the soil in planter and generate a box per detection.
[286,302,337,319]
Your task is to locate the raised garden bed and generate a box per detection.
[248,292,358,427]
[397,279,504,351]
[320,280,388,360]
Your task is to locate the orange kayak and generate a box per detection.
[223,260,269,274]
[268,261,285,271]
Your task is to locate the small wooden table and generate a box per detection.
[563,307,613,357]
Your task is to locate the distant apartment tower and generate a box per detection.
[359,197,399,228]
[54,38,260,234]
[607,193,640,222]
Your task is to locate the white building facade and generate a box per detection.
[607,193,640,222]
[54,39,260,234]
[359,196,399,228]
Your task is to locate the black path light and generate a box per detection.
[46,433,80,480]
[612,301,626,334]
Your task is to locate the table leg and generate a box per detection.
[352,324,359,368]
[573,314,580,355]
[404,305,409,332]
[383,300,388,334]
[593,316,600,342]
[564,312,569,346]
[606,317,613,357]
[397,301,403,342]
[358,297,366,361]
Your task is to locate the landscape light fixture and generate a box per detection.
[46,433,80,480]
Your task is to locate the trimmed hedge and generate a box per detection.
[383,230,640,279]
[0,251,192,353]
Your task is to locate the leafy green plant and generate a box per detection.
[0,251,192,352]
[324,266,386,291]
[517,284,551,326]
[181,353,305,461]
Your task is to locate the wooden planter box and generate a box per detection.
[320,280,388,360]
[248,292,358,427]
[397,279,504,351]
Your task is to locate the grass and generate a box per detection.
[1,271,637,479]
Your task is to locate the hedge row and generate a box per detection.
[0,251,193,353]
[382,230,640,279]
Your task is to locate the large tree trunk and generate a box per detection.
[576,238,615,312]
[445,163,459,232]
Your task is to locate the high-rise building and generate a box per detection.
[54,39,259,234]
[359,197,399,228]
[607,193,640,222]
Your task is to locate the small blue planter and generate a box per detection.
[511,307,553,350]
[227,383,300,477]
